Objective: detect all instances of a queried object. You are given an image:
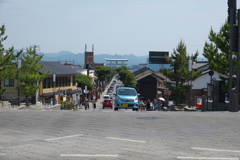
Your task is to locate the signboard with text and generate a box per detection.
[149,51,169,64]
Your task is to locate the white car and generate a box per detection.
[107,93,114,99]
[103,95,110,100]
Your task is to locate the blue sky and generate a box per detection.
[0,0,234,57]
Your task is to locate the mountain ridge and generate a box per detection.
[41,51,207,66]
[41,51,149,66]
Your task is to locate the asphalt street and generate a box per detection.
[0,108,240,160]
[0,80,240,159]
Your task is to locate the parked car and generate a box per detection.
[102,100,113,109]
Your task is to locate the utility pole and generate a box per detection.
[228,0,239,112]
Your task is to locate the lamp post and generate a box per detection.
[17,58,21,106]
[53,72,56,105]
[188,59,192,109]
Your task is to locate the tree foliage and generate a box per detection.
[203,21,231,94]
[116,66,136,88]
[19,46,49,106]
[95,66,114,82]
[75,74,94,90]
[0,24,22,97]
[160,40,202,105]
[203,22,230,75]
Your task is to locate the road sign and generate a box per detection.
[149,51,169,64]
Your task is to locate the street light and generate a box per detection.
[188,59,192,109]
[53,72,56,105]
[17,58,21,106]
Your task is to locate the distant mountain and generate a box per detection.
[41,51,207,66]
[41,51,148,66]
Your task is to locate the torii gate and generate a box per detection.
[105,58,129,68]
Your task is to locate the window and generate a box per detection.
[4,79,14,86]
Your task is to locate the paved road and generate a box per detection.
[0,110,240,160]
[1,80,240,159]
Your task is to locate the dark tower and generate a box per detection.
[84,44,94,69]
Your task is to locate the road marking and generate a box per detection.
[0,153,6,156]
[106,137,146,143]
[177,157,239,160]
[124,109,134,113]
[45,134,83,141]
[192,147,240,153]
[60,154,118,157]
[102,111,114,112]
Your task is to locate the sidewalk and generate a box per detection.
[0,103,61,110]
[77,81,113,111]
[0,81,114,111]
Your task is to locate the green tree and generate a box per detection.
[116,66,136,88]
[95,66,114,82]
[75,74,94,90]
[0,24,22,97]
[203,21,230,92]
[203,22,230,75]
[75,74,94,101]
[160,40,202,105]
[18,46,49,106]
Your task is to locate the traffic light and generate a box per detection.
[228,0,237,24]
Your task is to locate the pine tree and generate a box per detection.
[0,24,21,97]
[18,46,49,106]
[161,40,202,105]
[203,21,231,92]
[203,22,230,73]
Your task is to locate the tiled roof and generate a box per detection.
[133,67,154,76]
[39,61,79,75]
[192,61,208,70]
[152,72,166,79]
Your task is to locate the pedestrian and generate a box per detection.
[139,99,143,111]
[156,99,161,111]
[85,100,89,110]
[79,98,82,108]
[93,100,96,109]
[146,98,151,111]
[161,100,165,110]
[153,98,157,110]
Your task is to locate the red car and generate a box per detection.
[102,100,113,109]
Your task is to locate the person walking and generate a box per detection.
[161,100,165,110]
[85,100,89,110]
[139,99,143,111]
[93,100,96,109]
[153,98,157,110]
[146,98,151,111]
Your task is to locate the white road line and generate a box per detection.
[106,137,146,143]
[192,147,240,153]
[60,154,118,157]
[0,153,6,156]
[124,109,134,112]
[45,134,83,141]
[177,157,239,160]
